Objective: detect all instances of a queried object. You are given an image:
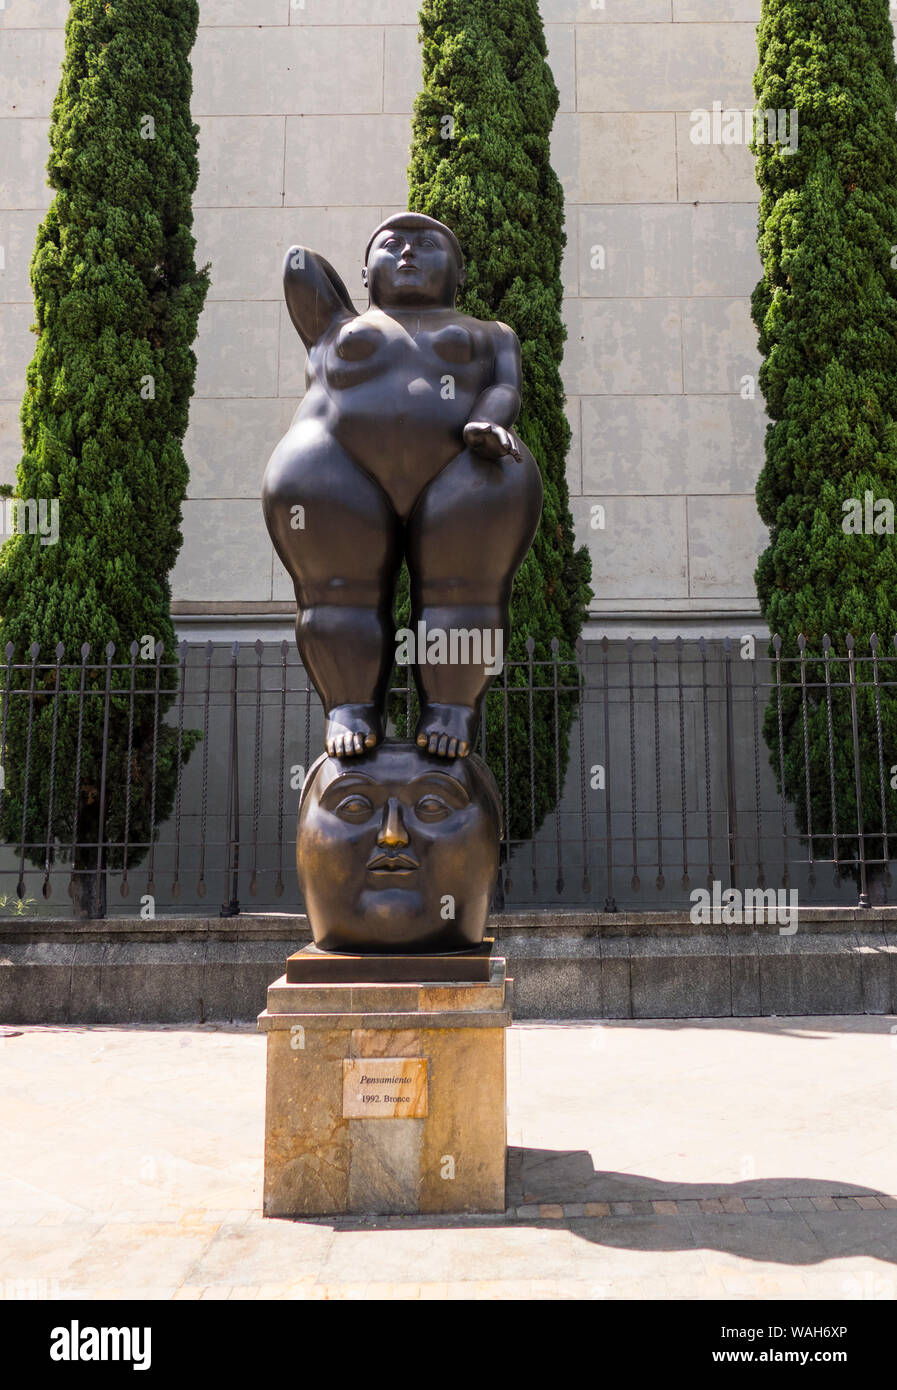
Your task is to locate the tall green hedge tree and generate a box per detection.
[753,0,897,898]
[0,0,208,915]
[403,0,592,852]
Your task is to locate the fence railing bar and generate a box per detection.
[120,642,138,898]
[551,637,562,895]
[773,633,789,889]
[724,636,738,891]
[275,640,288,899]
[67,644,90,906]
[93,642,114,908]
[220,641,240,917]
[171,641,188,901]
[750,642,764,888]
[822,634,840,884]
[676,636,689,889]
[17,642,39,898]
[627,636,639,892]
[577,637,590,895]
[42,642,65,898]
[249,639,264,897]
[846,634,869,908]
[144,640,163,903]
[196,640,213,900]
[652,636,664,891]
[700,636,713,889]
[527,635,537,897]
[870,633,890,886]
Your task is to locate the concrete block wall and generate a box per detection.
[3,910,894,1024]
[0,0,873,636]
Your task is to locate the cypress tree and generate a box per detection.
[404,0,592,848]
[752,0,897,895]
[0,0,208,914]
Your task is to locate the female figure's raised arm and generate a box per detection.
[283,245,357,350]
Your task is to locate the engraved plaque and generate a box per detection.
[342,1058,428,1119]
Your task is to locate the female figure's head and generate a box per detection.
[363,212,466,309]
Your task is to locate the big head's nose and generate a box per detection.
[378,796,409,848]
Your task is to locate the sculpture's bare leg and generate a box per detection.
[407,442,543,758]
[263,422,403,757]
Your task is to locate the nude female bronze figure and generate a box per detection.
[262,212,543,762]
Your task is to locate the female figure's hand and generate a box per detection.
[463,420,522,462]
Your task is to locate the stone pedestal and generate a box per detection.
[258,955,510,1217]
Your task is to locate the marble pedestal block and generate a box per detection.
[258,958,510,1217]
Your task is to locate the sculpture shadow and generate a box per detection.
[503,1145,897,1267]
[298,1147,897,1274]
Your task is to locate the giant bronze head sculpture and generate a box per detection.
[296,742,502,954]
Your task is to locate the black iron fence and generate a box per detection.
[0,634,894,917]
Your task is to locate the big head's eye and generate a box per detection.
[414,794,451,822]
[333,794,375,822]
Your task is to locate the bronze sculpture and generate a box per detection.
[262,212,542,952]
[263,211,542,761]
[296,742,502,953]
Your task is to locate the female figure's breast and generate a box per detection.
[427,324,475,365]
[323,320,389,388]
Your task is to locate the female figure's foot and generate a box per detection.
[415,702,477,759]
[325,704,382,758]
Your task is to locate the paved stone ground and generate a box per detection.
[1,1016,896,1301]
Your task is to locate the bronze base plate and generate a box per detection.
[285,937,495,984]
